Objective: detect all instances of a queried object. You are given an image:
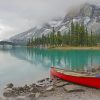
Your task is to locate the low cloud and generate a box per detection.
[0,0,99,40]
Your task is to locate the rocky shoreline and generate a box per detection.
[1,78,100,100]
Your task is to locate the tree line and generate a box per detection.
[27,22,100,47]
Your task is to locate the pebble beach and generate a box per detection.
[1,78,100,100]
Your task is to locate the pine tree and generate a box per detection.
[91,30,93,46]
[85,27,88,46]
[70,21,75,45]
[27,22,98,47]
[74,22,79,46]
[57,31,62,46]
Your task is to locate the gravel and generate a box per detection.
[2,78,100,100]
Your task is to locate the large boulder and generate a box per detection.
[46,86,54,91]
[63,84,85,92]
[55,81,70,87]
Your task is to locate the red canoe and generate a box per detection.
[50,67,100,88]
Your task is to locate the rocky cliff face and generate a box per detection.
[9,3,100,45]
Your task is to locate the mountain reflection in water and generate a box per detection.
[9,47,100,71]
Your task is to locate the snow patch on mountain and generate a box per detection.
[48,20,62,27]
[9,3,100,45]
[84,17,91,25]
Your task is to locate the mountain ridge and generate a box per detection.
[9,3,100,45]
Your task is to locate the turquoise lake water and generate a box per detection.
[0,47,100,91]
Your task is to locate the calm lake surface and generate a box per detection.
[0,47,100,93]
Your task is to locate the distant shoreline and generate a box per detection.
[27,46,100,50]
[48,46,100,50]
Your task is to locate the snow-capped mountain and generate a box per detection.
[10,3,100,45]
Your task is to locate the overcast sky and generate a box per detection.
[0,0,100,40]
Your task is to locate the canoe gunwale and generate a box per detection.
[50,67,100,88]
[53,67,96,78]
